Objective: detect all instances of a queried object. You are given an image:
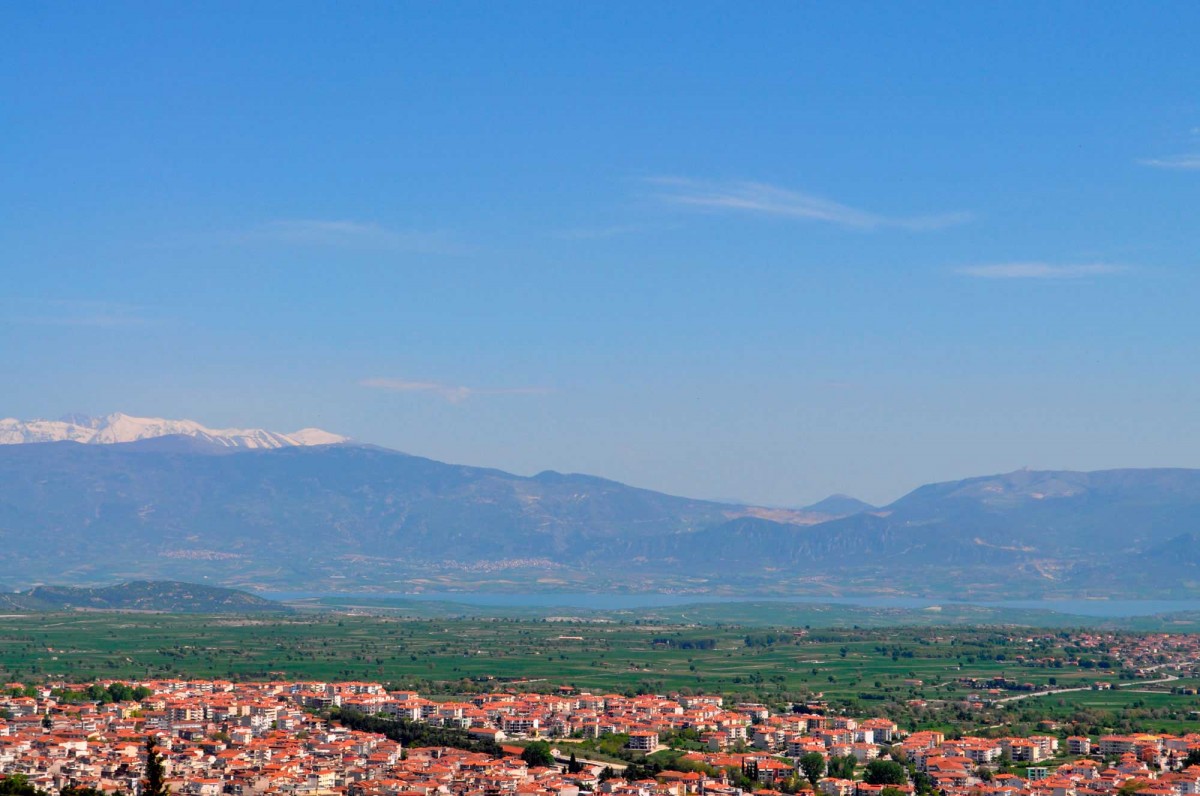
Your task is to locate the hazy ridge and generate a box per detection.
[2,439,1199,598]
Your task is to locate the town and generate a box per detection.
[3,662,1200,796]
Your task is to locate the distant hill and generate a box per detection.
[0,441,756,591]
[2,438,1200,598]
[801,494,876,516]
[0,581,288,613]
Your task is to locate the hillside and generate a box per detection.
[2,441,1200,597]
[0,440,759,590]
[800,494,876,517]
[0,580,288,613]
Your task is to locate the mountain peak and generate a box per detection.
[802,493,876,516]
[0,413,349,449]
[287,427,352,446]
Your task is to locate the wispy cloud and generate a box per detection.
[956,263,1129,280]
[242,220,472,254]
[1137,154,1200,171]
[552,223,678,240]
[648,177,971,231]
[3,299,153,328]
[360,378,550,404]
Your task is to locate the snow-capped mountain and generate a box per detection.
[0,413,350,449]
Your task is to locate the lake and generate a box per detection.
[263,590,1200,618]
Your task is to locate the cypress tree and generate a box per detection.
[142,736,169,796]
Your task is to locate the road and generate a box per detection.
[550,742,629,772]
[552,753,628,771]
[993,671,1178,704]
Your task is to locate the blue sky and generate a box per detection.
[2,3,1198,505]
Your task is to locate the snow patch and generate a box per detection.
[0,412,350,448]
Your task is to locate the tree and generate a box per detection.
[1184,749,1200,769]
[723,766,755,791]
[521,741,556,769]
[1118,781,1147,796]
[799,752,826,791]
[142,736,169,796]
[331,709,501,756]
[864,759,907,786]
[0,775,42,796]
[828,754,858,781]
[912,770,936,795]
[568,751,583,774]
[625,760,665,782]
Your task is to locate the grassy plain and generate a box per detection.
[0,618,1137,689]
[294,595,1200,633]
[1019,688,1200,734]
[2,612,1197,734]
[0,613,1062,690]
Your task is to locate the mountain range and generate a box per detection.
[1,414,1199,599]
[0,413,348,449]
[0,580,287,613]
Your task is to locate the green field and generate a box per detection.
[0,614,1052,694]
[1013,687,1200,734]
[1,612,1195,735]
[295,595,1200,632]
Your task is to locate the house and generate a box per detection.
[627,731,659,752]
